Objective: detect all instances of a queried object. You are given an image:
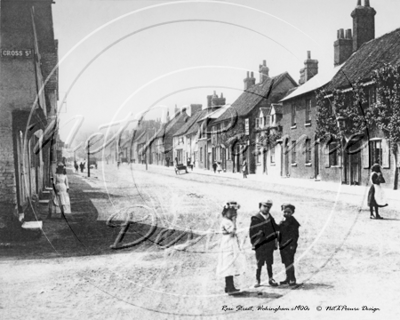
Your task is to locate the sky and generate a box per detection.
[53,0,400,142]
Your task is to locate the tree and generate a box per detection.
[316,81,368,184]
[368,63,400,189]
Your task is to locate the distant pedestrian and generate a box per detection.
[74,161,79,172]
[216,201,245,295]
[212,161,217,173]
[79,162,85,173]
[368,163,388,219]
[250,200,279,288]
[278,203,300,286]
[242,158,248,178]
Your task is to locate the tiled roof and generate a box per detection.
[198,105,231,122]
[216,72,296,122]
[272,104,283,114]
[174,109,209,137]
[259,107,271,116]
[327,28,400,90]
[281,65,343,101]
[155,112,189,138]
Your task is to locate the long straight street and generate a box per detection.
[1,162,399,320]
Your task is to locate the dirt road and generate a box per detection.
[1,163,399,320]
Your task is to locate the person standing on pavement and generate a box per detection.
[212,161,217,173]
[278,203,300,286]
[249,200,279,288]
[216,201,245,295]
[74,161,79,172]
[49,163,71,216]
[368,163,388,219]
[242,158,248,178]
[79,162,84,173]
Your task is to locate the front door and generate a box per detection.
[284,140,290,177]
[343,139,361,185]
[314,141,320,179]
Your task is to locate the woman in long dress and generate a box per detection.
[49,164,71,216]
[367,163,388,219]
[216,201,246,294]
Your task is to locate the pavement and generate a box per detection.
[122,162,400,211]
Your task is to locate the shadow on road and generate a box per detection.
[0,171,198,260]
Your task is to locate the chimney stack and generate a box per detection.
[334,28,353,66]
[299,51,318,85]
[351,0,376,52]
[243,71,256,91]
[259,60,270,83]
[211,91,226,107]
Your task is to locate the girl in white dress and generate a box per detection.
[216,201,246,294]
[50,164,71,215]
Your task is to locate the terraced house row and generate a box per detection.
[130,0,399,189]
[0,0,60,232]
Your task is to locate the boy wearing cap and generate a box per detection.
[278,204,300,286]
[249,200,279,287]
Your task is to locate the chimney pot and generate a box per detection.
[346,29,352,39]
[357,0,361,6]
[364,0,370,7]
[250,71,254,78]
[339,28,344,38]
[263,60,266,66]
[307,51,311,59]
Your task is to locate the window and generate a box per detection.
[329,140,339,166]
[270,146,275,164]
[200,147,203,162]
[291,141,296,164]
[271,114,275,125]
[305,139,311,163]
[263,116,267,127]
[256,118,259,128]
[305,99,312,124]
[370,140,382,165]
[291,104,296,126]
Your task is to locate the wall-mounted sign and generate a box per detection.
[245,118,249,135]
[1,49,33,58]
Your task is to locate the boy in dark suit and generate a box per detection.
[278,203,300,286]
[249,200,279,287]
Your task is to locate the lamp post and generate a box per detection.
[87,140,90,178]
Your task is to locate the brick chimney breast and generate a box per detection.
[299,51,318,84]
[259,60,270,83]
[243,71,256,91]
[334,28,353,66]
[351,0,376,52]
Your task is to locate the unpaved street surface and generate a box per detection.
[1,163,400,320]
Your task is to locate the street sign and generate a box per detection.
[1,49,33,58]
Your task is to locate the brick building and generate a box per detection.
[0,0,59,231]
[281,0,400,188]
[214,61,297,175]
[172,104,203,166]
